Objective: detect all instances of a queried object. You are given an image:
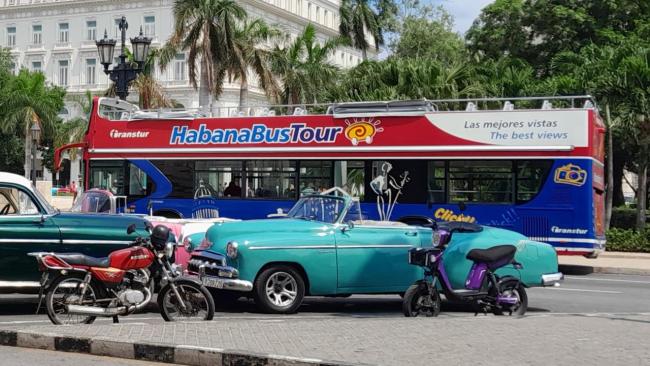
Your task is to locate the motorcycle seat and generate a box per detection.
[55,253,110,268]
[466,245,516,264]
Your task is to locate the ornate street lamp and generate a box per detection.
[30,121,41,186]
[96,16,151,100]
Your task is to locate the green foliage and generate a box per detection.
[0,133,24,175]
[339,0,390,59]
[606,228,650,253]
[390,4,465,65]
[611,208,650,230]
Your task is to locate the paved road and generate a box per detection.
[1,273,649,326]
[0,345,182,366]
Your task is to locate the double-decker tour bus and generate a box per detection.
[56,95,606,256]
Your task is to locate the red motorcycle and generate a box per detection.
[30,224,214,324]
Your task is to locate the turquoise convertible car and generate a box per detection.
[193,188,562,314]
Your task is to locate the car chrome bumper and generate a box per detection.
[541,272,564,287]
[198,273,253,292]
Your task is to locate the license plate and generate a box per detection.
[202,276,224,289]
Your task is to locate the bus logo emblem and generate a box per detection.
[344,118,383,145]
[554,164,587,186]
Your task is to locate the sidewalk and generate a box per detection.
[559,251,650,275]
[1,314,649,365]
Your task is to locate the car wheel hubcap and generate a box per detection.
[265,272,297,308]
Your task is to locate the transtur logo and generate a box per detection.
[344,118,383,145]
[110,129,150,138]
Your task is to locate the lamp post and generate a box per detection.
[96,16,152,100]
[30,121,41,186]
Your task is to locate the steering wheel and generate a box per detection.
[0,204,10,215]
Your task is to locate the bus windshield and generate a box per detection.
[287,196,346,224]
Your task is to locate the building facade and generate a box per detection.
[0,0,370,185]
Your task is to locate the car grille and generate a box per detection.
[187,257,227,276]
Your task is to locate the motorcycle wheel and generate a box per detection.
[45,275,99,325]
[402,283,441,317]
[494,282,528,316]
[158,279,215,321]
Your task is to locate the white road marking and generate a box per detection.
[543,287,622,294]
[565,276,650,284]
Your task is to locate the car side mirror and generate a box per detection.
[127,223,137,235]
[342,221,355,233]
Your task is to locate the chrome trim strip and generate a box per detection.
[89,156,602,162]
[248,245,335,250]
[90,145,575,154]
[62,240,132,245]
[0,239,60,244]
[0,281,40,288]
[337,245,414,249]
[544,238,607,244]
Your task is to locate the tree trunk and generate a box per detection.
[605,104,614,230]
[361,48,367,61]
[239,78,248,112]
[199,59,211,113]
[636,155,648,230]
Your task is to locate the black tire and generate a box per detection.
[494,282,528,316]
[253,265,305,314]
[208,289,243,309]
[45,275,100,325]
[402,283,441,317]
[158,279,215,321]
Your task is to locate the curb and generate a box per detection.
[0,329,362,366]
[559,264,650,276]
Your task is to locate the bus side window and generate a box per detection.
[516,160,553,203]
[89,161,125,195]
[128,164,149,196]
[334,161,364,199]
[299,161,332,196]
[427,161,445,204]
[245,160,296,199]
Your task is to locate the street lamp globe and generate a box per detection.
[96,30,117,68]
[30,120,41,142]
[130,28,152,65]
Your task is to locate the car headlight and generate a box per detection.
[432,231,441,246]
[182,236,192,251]
[165,242,174,259]
[226,241,239,259]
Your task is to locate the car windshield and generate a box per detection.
[287,196,346,224]
[32,185,56,214]
[71,190,112,213]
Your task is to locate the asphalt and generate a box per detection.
[1,273,649,325]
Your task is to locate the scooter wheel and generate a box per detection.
[494,282,527,316]
[403,283,441,317]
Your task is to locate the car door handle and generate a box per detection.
[404,232,417,236]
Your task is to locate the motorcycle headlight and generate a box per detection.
[226,241,239,259]
[165,242,174,259]
[182,236,192,251]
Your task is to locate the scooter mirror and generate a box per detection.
[127,223,137,235]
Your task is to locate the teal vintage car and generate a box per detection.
[0,172,151,293]
[196,188,561,314]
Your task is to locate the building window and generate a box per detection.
[32,24,42,45]
[173,53,186,81]
[58,23,69,43]
[58,60,69,86]
[31,61,42,72]
[114,18,121,38]
[246,160,296,199]
[307,2,312,19]
[316,6,321,23]
[6,27,15,47]
[86,20,97,40]
[143,15,155,36]
[324,10,330,27]
[86,58,96,85]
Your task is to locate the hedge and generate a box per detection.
[606,228,650,253]
[610,207,649,230]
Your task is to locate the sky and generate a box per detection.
[431,0,495,34]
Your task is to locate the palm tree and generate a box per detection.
[228,19,282,109]
[159,0,246,109]
[339,0,383,60]
[270,24,341,105]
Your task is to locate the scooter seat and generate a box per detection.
[55,253,110,268]
[466,245,516,264]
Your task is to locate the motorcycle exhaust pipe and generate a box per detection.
[66,304,127,316]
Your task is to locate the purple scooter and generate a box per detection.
[403,222,527,317]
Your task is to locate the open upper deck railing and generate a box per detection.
[97,95,598,121]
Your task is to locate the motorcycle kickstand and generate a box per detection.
[113,316,119,324]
